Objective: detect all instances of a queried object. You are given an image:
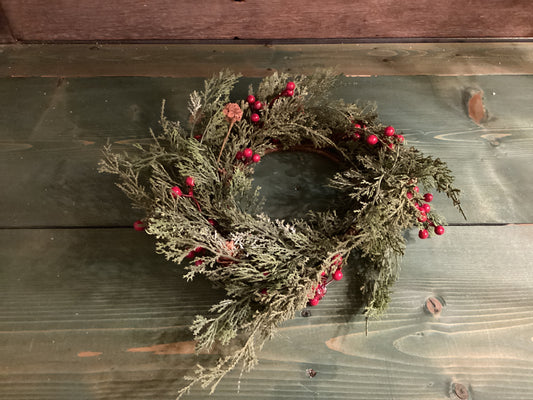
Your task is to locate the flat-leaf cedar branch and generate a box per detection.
[98,70,464,398]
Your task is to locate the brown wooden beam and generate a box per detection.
[2,0,532,42]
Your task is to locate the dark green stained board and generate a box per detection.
[1,75,533,227]
[1,226,532,399]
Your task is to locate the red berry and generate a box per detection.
[418,229,429,239]
[353,123,361,129]
[260,288,268,295]
[309,297,320,306]
[252,153,261,163]
[194,259,204,266]
[435,225,445,235]
[171,186,183,198]
[286,81,296,91]
[208,218,216,226]
[235,151,244,160]
[253,101,263,110]
[413,186,419,193]
[185,250,196,259]
[194,134,202,141]
[387,143,394,150]
[194,246,204,254]
[385,126,395,136]
[395,134,405,143]
[283,89,294,97]
[418,214,427,222]
[133,220,145,231]
[332,254,343,266]
[421,203,431,213]
[247,95,256,104]
[406,192,414,200]
[424,193,433,202]
[243,148,253,158]
[367,135,379,145]
[185,176,195,187]
[333,269,343,281]
[250,113,260,123]
[353,132,361,141]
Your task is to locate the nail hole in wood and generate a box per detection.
[300,309,312,317]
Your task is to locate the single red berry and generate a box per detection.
[194,246,204,254]
[243,148,253,158]
[253,101,263,110]
[387,143,394,150]
[395,134,405,143]
[406,192,414,200]
[185,250,196,259]
[194,259,204,266]
[333,269,343,281]
[353,132,361,141]
[284,89,294,97]
[385,126,395,136]
[185,176,195,187]
[286,81,296,91]
[418,214,428,222]
[353,123,362,129]
[413,186,419,193]
[208,218,216,226]
[194,134,202,141]
[247,95,256,104]
[424,193,433,202]
[235,151,244,160]
[133,220,145,231]
[367,135,379,145]
[418,229,429,239]
[421,203,431,213]
[435,225,445,235]
[250,113,260,123]
[260,288,268,295]
[332,254,343,266]
[309,297,320,306]
[171,186,183,198]
[252,153,261,163]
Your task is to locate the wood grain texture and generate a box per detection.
[1,225,532,399]
[2,43,533,78]
[0,2,14,43]
[1,75,533,227]
[2,0,532,41]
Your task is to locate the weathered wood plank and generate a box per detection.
[1,225,532,399]
[1,75,532,227]
[0,3,14,44]
[1,43,533,78]
[2,0,532,41]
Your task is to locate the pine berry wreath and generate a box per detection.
[99,70,465,398]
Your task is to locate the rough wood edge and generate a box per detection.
[1,42,532,77]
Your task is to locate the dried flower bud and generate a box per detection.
[223,103,243,123]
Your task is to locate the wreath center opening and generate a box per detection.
[252,151,345,220]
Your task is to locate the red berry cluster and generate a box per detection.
[406,186,445,239]
[247,81,296,124]
[170,176,202,211]
[350,123,405,149]
[236,147,261,164]
[308,254,344,306]
[185,246,205,266]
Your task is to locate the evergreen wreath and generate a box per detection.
[99,70,465,398]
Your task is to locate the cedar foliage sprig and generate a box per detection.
[98,70,464,398]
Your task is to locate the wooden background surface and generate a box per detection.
[0,0,532,42]
[1,43,533,399]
